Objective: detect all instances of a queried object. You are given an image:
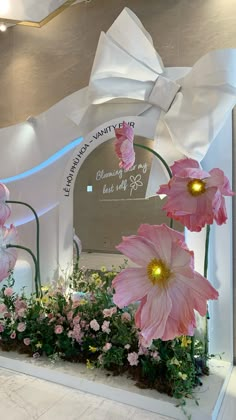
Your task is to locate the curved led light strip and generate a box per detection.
[0,136,83,184]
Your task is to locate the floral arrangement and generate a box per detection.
[0,269,205,401]
[0,121,234,411]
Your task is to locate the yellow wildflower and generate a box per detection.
[79,299,87,305]
[89,346,97,353]
[41,286,49,292]
[181,336,192,347]
[86,359,94,369]
[100,266,107,272]
[170,357,181,366]
[95,277,102,286]
[36,342,43,349]
[178,372,187,381]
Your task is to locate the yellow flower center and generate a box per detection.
[187,179,206,196]
[147,258,171,287]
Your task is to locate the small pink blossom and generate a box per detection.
[23,338,31,346]
[0,183,11,225]
[17,308,27,318]
[0,225,18,283]
[103,343,112,352]
[0,303,7,314]
[157,158,235,232]
[121,312,131,322]
[124,344,131,350]
[90,319,100,331]
[73,315,81,325]
[102,320,111,334]
[103,307,117,318]
[127,352,139,366]
[151,351,160,361]
[4,287,13,297]
[54,325,64,334]
[114,121,135,170]
[0,324,4,333]
[112,223,218,342]
[10,331,16,339]
[67,330,73,338]
[17,322,26,332]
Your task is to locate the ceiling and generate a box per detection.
[0,0,85,27]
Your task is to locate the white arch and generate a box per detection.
[58,116,156,270]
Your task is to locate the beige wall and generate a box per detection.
[0,0,235,359]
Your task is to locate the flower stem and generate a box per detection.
[133,143,173,228]
[6,200,41,290]
[204,224,211,359]
[6,244,39,297]
[73,239,80,273]
[133,143,173,180]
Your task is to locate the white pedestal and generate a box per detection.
[0,350,232,420]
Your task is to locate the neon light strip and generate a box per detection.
[0,137,83,184]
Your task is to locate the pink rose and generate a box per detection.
[54,325,64,334]
[103,343,112,352]
[10,331,16,339]
[0,303,7,314]
[17,322,26,332]
[4,287,13,297]
[23,338,31,346]
[90,319,100,331]
[121,312,131,322]
[127,352,139,366]
[102,320,111,334]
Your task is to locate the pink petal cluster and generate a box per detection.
[90,319,100,331]
[102,320,111,334]
[114,121,135,170]
[127,352,139,366]
[157,158,234,232]
[112,224,218,342]
[17,322,26,332]
[23,338,31,346]
[121,312,131,322]
[103,342,112,352]
[0,225,18,283]
[4,287,14,297]
[54,325,64,334]
[103,307,117,317]
[0,183,11,225]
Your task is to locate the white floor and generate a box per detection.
[0,366,235,420]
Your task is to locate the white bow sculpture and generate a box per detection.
[70,7,236,196]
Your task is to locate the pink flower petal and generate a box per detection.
[171,158,200,176]
[116,235,156,266]
[139,287,172,341]
[112,268,152,308]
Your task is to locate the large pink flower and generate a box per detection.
[0,183,11,225]
[112,224,218,342]
[114,121,135,170]
[0,224,18,282]
[157,158,234,232]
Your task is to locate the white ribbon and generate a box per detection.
[70,7,236,196]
